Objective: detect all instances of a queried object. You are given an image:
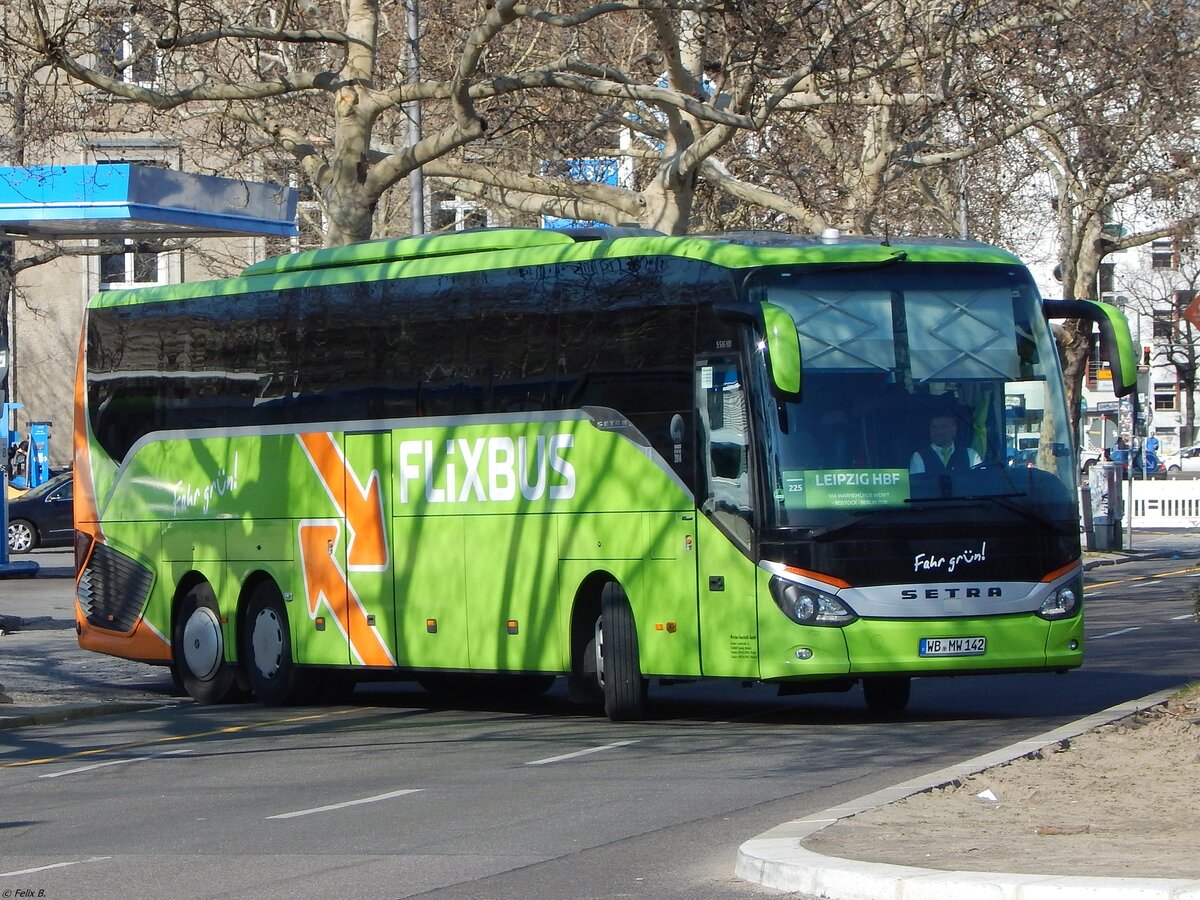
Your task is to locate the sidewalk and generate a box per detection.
[737,689,1200,900]
[0,548,176,728]
[737,530,1200,900]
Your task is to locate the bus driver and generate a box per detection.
[909,412,981,474]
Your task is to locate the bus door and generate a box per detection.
[297,429,398,669]
[695,353,761,678]
[342,431,399,669]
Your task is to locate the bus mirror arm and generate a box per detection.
[709,299,803,402]
[711,297,759,325]
[1041,299,1137,398]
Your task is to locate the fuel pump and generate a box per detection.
[0,337,39,577]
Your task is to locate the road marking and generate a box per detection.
[1152,565,1200,578]
[1092,626,1141,639]
[1,708,361,770]
[1171,614,1195,620]
[38,749,193,779]
[0,857,111,877]
[526,740,639,766]
[267,788,422,820]
[1088,564,1200,590]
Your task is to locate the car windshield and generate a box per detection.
[15,473,71,500]
[746,262,1077,534]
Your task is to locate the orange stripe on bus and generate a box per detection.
[782,565,853,589]
[1041,561,1082,583]
[297,432,395,668]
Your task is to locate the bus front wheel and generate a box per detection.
[597,583,647,721]
[172,583,240,705]
[242,582,312,705]
[863,676,911,714]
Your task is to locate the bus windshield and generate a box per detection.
[749,262,1076,534]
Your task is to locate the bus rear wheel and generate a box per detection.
[597,583,647,721]
[863,676,911,714]
[172,582,240,705]
[242,582,313,705]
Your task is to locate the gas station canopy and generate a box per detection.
[0,163,298,576]
[0,163,298,240]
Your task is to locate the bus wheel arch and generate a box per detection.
[171,576,241,705]
[239,575,313,705]
[567,572,608,706]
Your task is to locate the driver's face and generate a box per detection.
[930,416,956,446]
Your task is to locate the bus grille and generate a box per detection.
[78,543,155,633]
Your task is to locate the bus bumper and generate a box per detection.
[840,612,1083,675]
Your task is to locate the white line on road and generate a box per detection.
[526,740,639,766]
[38,749,194,779]
[1171,614,1195,620]
[1092,626,1142,639]
[267,788,423,820]
[0,857,112,877]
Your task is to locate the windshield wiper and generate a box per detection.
[805,510,885,541]
[906,493,1072,534]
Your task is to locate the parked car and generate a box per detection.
[1161,446,1200,473]
[5,471,73,553]
[1007,448,1038,468]
[1106,449,1166,479]
[1080,445,1103,473]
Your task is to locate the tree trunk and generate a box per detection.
[1183,371,1197,447]
[642,163,696,235]
[1057,221,1107,450]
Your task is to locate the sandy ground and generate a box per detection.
[804,685,1200,880]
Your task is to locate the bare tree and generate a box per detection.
[7,0,1137,245]
[1117,246,1200,448]
[949,1,1200,444]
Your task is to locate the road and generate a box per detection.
[0,544,1196,899]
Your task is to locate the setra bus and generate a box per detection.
[73,228,1135,719]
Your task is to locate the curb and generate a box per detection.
[1081,549,1175,571]
[736,688,1200,899]
[0,701,169,731]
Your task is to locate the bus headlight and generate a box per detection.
[769,576,858,627]
[1038,578,1082,620]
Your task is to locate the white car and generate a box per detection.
[1162,446,1200,472]
[1079,446,1103,473]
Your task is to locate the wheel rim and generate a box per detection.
[250,606,285,681]
[181,605,224,681]
[8,522,33,553]
[594,617,606,689]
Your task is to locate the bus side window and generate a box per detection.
[698,356,754,549]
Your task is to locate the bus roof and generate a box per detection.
[91,228,1025,308]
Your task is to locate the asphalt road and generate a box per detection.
[0,542,1196,899]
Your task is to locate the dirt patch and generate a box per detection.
[804,686,1200,880]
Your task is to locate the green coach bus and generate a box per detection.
[73,227,1135,720]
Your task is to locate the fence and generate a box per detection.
[1121,479,1200,529]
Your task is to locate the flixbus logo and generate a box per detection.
[398,434,576,504]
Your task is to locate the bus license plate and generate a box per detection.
[919,636,986,657]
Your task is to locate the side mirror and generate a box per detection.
[1042,299,1136,397]
[760,302,802,399]
[711,298,803,400]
